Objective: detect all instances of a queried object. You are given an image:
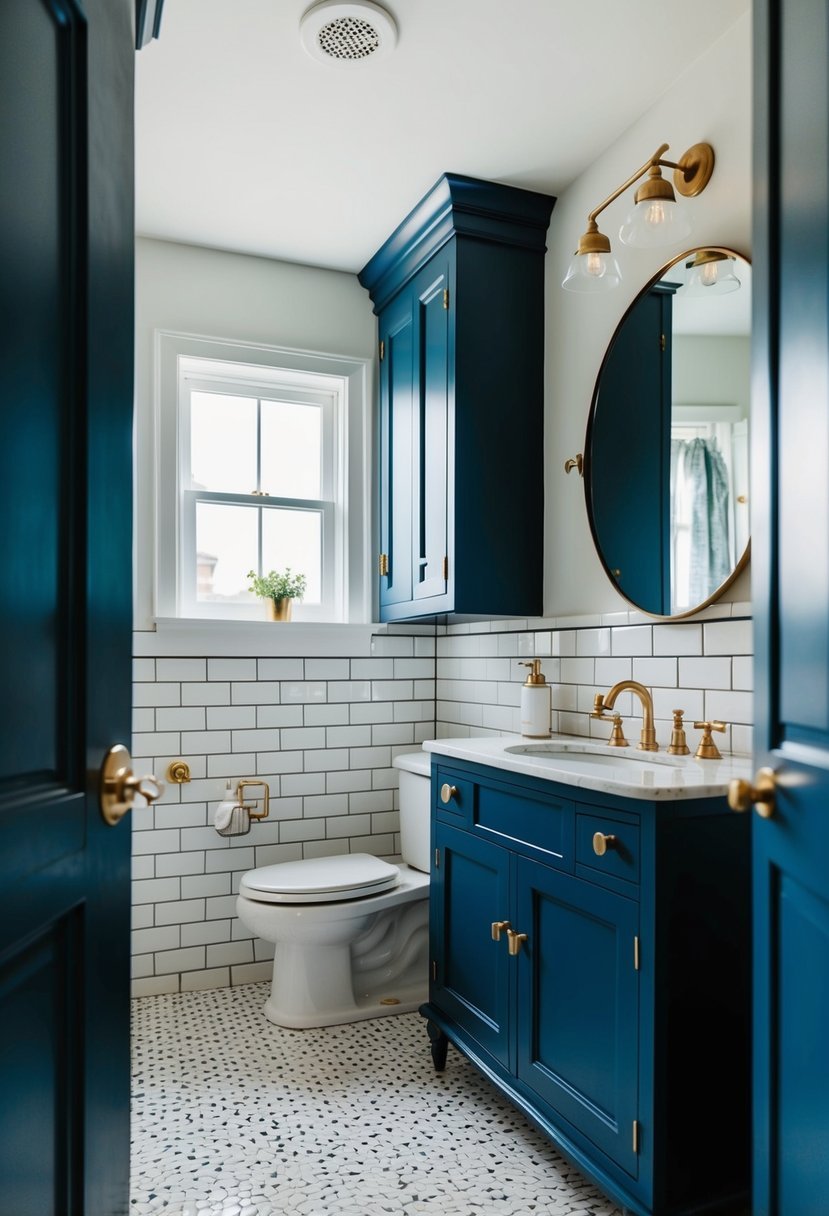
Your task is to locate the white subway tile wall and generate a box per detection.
[131,611,752,997]
[131,632,436,998]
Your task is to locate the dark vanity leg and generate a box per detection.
[425,1019,448,1071]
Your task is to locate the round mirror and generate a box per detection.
[585,246,751,618]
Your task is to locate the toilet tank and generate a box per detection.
[392,751,431,874]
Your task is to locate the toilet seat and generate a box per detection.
[239,853,400,904]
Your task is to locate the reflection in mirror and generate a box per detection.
[586,248,751,618]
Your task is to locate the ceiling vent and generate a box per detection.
[299,1,398,66]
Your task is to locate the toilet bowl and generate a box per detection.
[236,750,431,1028]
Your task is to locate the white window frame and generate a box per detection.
[154,331,371,625]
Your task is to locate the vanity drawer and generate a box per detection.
[576,812,640,889]
[475,781,572,868]
[434,769,474,823]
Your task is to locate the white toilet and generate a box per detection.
[236,750,431,1028]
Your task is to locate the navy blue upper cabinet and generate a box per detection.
[360,174,555,622]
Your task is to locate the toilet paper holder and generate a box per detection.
[237,779,270,821]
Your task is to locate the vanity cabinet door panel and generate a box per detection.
[378,290,415,610]
[515,857,639,1178]
[432,822,512,1070]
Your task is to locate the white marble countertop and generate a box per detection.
[422,734,752,801]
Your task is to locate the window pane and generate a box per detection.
[196,502,258,603]
[260,399,322,499]
[262,508,322,605]
[190,391,257,493]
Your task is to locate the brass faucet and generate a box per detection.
[592,681,658,752]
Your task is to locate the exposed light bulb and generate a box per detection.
[643,200,667,228]
[585,252,606,278]
[700,260,719,287]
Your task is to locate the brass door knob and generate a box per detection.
[507,929,528,956]
[440,783,459,805]
[593,832,617,856]
[491,920,511,942]
[728,767,776,819]
[100,744,164,826]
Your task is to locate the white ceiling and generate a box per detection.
[135,0,750,274]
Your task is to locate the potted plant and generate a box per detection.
[247,568,307,621]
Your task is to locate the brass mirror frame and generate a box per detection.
[583,245,751,621]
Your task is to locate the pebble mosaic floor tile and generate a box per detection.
[131,982,623,1216]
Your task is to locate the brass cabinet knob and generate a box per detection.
[592,832,617,857]
[728,767,776,819]
[100,744,164,827]
[440,783,459,805]
[491,920,511,942]
[507,929,528,956]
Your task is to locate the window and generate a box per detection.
[155,333,371,623]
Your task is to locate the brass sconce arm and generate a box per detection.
[587,143,671,226]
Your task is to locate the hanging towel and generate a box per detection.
[684,437,731,604]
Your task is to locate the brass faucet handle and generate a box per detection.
[667,710,691,756]
[591,693,610,719]
[607,713,629,748]
[692,720,727,760]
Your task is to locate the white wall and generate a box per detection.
[543,13,752,616]
[134,237,376,631]
[673,334,751,416]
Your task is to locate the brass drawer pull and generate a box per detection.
[593,832,618,857]
[491,920,511,942]
[440,783,459,804]
[507,929,528,956]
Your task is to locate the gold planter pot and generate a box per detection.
[265,597,292,622]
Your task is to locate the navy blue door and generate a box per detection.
[0,2,134,1213]
[432,822,512,1069]
[514,858,639,1178]
[753,1,829,1211]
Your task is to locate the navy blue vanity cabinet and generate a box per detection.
[360,174,555,622]
[423,756,751,1216]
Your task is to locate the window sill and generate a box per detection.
[134,617,392,658]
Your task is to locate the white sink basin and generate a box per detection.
[504,741,687,768]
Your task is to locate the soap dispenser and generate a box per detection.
[519,660,551,738]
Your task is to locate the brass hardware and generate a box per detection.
[379,553,389,577]
[379,997,400,1006]
[379,339,385,360]
[728,767,777,819]
[592,832,617,857]
[236,779,270,820]
[693,720,726,760]
[166,760,191,784]
[737,494,748,504]
[434,847,440,868]
[443,288,449,310]
[440,783,459,805]
[608,713,629,748]
[100,744,164,827]
[507,929,528,957]
[564,454,584,476]
[667,710,690,756]
[491,920,511,942]
[593,681,657,751]
[633,1120,641,1154]
[634,936,640,971]
[432,961,437,981]
[442,555,449,580]
[611,568,622,579]
[660,333,666,352]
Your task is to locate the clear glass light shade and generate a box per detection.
[682,256,741,296]
[618,197,692,248]
[561,250,622,292]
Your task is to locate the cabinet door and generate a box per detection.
[515,858,639,1178]
[432,822,512,1070]
[378,289,415,609]
[412,257,450,606]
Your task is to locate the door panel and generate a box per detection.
[515,858,639,1177]
[379,292,414,609]
[754,0,829,1211]
[432,823,512,1069]
[414,260,449,603]
[0,2,135,1213]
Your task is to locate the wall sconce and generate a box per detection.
[562,142,715,293]
[680,249,741,296]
